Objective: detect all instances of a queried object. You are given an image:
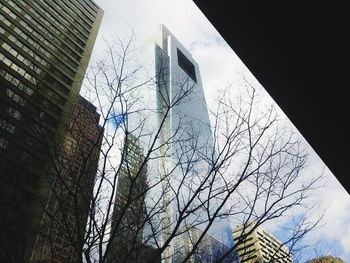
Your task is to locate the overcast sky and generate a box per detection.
[89,0,350,260]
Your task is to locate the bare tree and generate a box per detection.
[81,33,323,263]
[2,31,324,263]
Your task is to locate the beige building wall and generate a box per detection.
[233,224,292,263]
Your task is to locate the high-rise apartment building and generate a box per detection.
[0,0,103,261]
[233,224,293,263]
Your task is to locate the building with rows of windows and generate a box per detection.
[233,224,293,263]
[0,0,103,261]
[30,95,103,262]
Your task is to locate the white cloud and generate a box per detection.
[313,172,350,255]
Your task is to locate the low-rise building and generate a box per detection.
[233,224,292,263]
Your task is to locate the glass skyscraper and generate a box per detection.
[108,134,149,263]
[154,24,233,263]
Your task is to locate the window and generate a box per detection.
[3,57,12,66]
[177,48,197,83]
[2,42,11,51]
[0,119,16,134]
[3,17,11,27]
[18,83,34,96]
[25,136,42,150]
[10,63,19,72]
[20,151,31,162]
[0,137,8,149]
[7,107,22,120]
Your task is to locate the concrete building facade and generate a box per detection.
[233,224,292,263]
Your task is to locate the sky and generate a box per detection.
[88,0,350,261]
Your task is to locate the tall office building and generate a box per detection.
[233,224,293,263]
[30,95,103,262]
[0,0,103,261]
[154,25,233,262]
